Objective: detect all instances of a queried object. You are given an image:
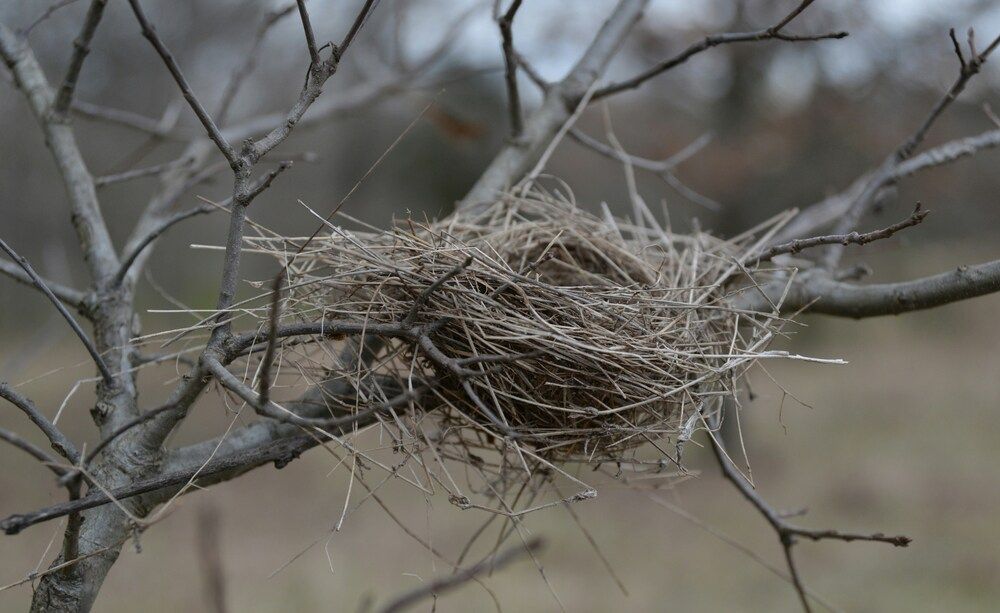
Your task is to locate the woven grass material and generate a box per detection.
[247,192,792,475]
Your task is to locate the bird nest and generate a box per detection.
[245,191,793,477]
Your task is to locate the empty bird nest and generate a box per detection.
[244,190,802,478]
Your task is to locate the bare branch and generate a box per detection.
[95,157,191,188]
[497,0,525,138]
[1,433,321,535]
[0,383,80,465]
[71,99,178,138]
[0,238,113,383]
[459,0,650,213]
[377,538,545,613]
[0,258,88,312]
[822,28,1000,268]
[295,0,321,66]
[593,0,847,100]
[0,427,69,478]
[240,161,293,205]
[20,0,81,36]
[568,128,719,209]
[0,24,117,281]
[257,272,285,409]
[53,0,108,116]
[709,431,908,612]
[216,2,297,127]
[774,129,1000,245]
[125,0,236,164]
[113,205,215,287]
[752,204,928,265]
[735,259,1000,318]
[339,0,378,57]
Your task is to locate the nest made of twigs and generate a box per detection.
[246,190,789,469]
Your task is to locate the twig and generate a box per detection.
[773,129,1000,245]
[752,204,928,265]
[593,0,847,100]
[52,0,108,115]
[1,434,325,535]
[71,99,177,138]
[113,206,214,286]
[0,238,113,383]
[822,28,1000,268]
[0,383,80,464]
[0,427,68,478]
[295,0,321,66]
[257,271,286,409]
[338,0,378,57]
[126,0,236,165]
[568,128,719,209]
[20,0,81,36]
[377,538,544,613]
[709,434,909,612]
[95,157,191,188]
[497,0,525,138]
[238,161,293,205]
[735,258,1000,318]
[0,258,88,312]
[215,3,297,127]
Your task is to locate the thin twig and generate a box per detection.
[113,206,214,286]
[708,433,909,613]
[0,427,68,478]
[295,0,321,66]
[257,271,286,409]
[0,383,80,464]
[593,0,847,100]
[0,238,113,383]
[752,204,928,265]
[822,27,1000,268]
[53,0,108,115]
[378,538,544,613]
[126,0,236,164]
[497,0,525,138]
[20,0,81,36]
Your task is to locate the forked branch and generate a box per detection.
[709,432,909,612]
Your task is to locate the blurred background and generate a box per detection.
[1,0,999,611]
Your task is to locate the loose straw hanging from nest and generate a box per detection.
[246,190,793,472]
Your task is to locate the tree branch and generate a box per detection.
[0,433,321,535]
[0,258,88,313]
[751,204,927,265]
[0,383,80,465]
[592,0,846,100]
[295,0,321,67]
[497,0,525,138]
[0,238,113,383]
[125,0,236,165]
[112,205,214,287]
[377,537,544,613]
[0,24,117,281]
[0,427,69,478]
[709,431,908,612]
[735,258,1000,318]
[773,128,1000,245]
[458,0,650,213]
[52,0,108,116]
[821,28,1000,268]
